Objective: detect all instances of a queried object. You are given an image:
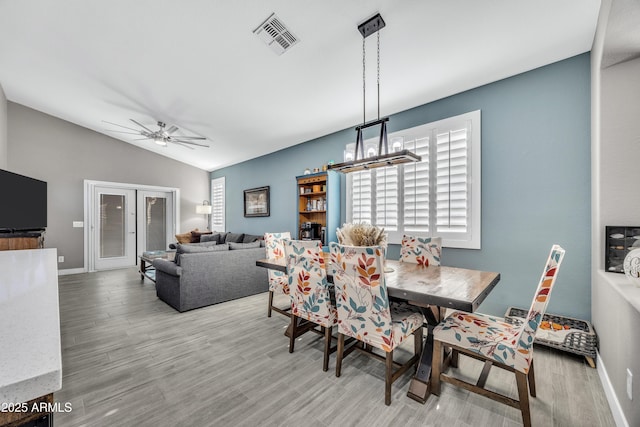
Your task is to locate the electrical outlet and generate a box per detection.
[58,256,64,263]
[627,369,633,401]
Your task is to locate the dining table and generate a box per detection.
[256,254,501,404]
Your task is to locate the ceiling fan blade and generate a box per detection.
[172,139,209,147]
[130,119,155,133]
[104,130,143,135]
[171,141,196,150]
[102,120,142,133]
[133,137,153,141]
[165,125,178,134]
[169,135,207,140]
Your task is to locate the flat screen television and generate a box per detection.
[0,169,47,232]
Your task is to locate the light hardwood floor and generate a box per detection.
[55,268,615,427]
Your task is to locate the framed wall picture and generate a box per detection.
[244,186,270,217]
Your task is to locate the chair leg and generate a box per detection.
[288,315,297,353]
[323,326,332,372]
[515,371,532,427]
[431,339,443,396]
[267,290,274,317]
[527,360,536,397]
[450,348,459,368]
[385,350,394,406]
[336,333,345,377]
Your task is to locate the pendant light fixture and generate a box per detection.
[329,13,421,174]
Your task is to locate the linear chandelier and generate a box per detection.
[329,13,421,174]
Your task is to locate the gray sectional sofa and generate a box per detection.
[153,232,269,312]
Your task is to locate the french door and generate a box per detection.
[137,191,174,253]
[93,187,137,270]
[86,181,179,272]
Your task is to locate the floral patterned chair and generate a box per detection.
[329,243,424,405]
[431,245,565,427]
[400,235,443,321]
[264,232,291,318]
[400,235,441,266]
[284,240,338,371]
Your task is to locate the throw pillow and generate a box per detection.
[242,234,262,243]
[175,231,192,244]
[191,230,213,243]
[200,234,220,243]
[228,241,261,250]
[224,232,245,243]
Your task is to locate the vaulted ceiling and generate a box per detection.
[0,1,602,171]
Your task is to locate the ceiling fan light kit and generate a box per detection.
[328,13,421,174]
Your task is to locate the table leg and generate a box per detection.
[407,306,439,403]
[139,258,147,281]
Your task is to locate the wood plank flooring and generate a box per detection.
[54,268,615,426]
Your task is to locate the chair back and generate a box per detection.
[515,244,565,365]
[264,232,291,292]
[400,235,441,266]
[284,240,335,327]
[329,243,396,352]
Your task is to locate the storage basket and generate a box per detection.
[504,307,597,362]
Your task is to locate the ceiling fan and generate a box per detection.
[103,119,209,149]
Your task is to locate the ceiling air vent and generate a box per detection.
[253,13,299,55]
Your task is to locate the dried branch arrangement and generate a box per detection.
[336,223,388,249]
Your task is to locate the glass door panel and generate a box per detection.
[94,187,136,270]
[100,194,126,258]
[137,191,174,255]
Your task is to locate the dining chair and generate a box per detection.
[329,243,424,405]
[400,235,443,321]
[264,232,291,317]
[284,239,338,371]
[431,244,565,427]
[400,235,441,266]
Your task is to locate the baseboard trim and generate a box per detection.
[58,268,85,276]
[597,351,628,427]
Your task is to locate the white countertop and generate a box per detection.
[0,248,62,404]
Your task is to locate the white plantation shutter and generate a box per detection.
[403,137,430,233]
[210,177,225,231]
[375,166,398,230]
[346,110,480,249]
[350,170,372,223]
[436,128,469,234]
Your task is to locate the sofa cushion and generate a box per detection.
[190,230,213,243]
[175,242,229,265]
[224,232,245,243]
[228,241,261,250]
[242,234,262,243]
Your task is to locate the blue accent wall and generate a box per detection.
[212,53,591,319]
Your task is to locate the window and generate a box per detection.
[210,177,225,232]
[346,110,481,249]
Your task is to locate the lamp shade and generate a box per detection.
[196,204,212,214]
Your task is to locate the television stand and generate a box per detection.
[0,230,45,250]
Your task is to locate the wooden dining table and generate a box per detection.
[256,254,501,404]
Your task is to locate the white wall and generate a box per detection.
[593,46,640,427]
